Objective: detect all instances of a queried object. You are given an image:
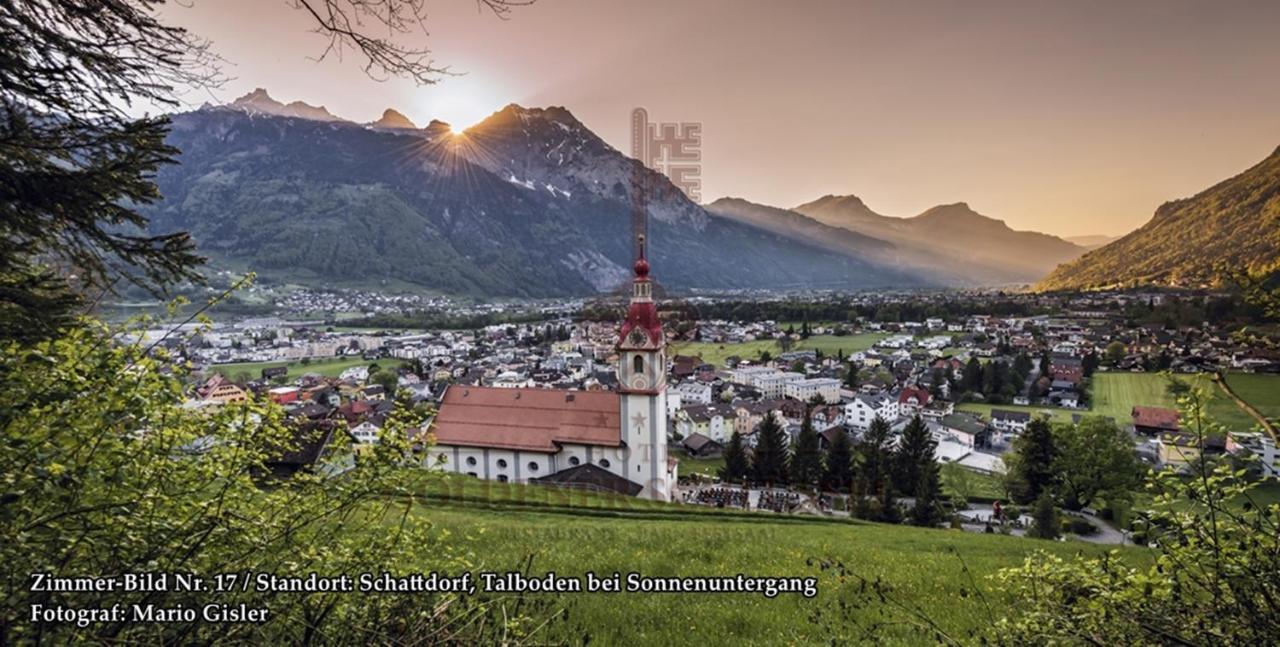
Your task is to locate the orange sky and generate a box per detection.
[159,0,1280,238]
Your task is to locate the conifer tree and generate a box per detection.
[751,413,790,485]
[789,406,823,487]
[909,465,946,527]
[719,431,750,483]
[1005,418,1058,504]
[893,415,931,494]
[822,429,854,491]
[1028,492,1061,540]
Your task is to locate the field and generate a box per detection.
[960,372,1264,433]
[210,356,396,380]
[673,333,887,368]
[1224,372,1280,426]
[957,402,1078,424]
[407,475,1138,645]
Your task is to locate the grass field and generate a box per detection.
[956,402,1079,424]
[673,333,887,368]
[1224,373,1280,425]
[959,372,1264,433]
[210,356,394,380]
[407,475,1137,645]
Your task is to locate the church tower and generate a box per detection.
[617,236,671,501]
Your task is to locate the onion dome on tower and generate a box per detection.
[618,237,663,350]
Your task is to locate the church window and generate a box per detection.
[497,459,508,469]
[569,456,580,466]
[599,459,611,468]
[466,456,477,466]
[528,461,539,472]
[497,475,508,483]
[633,354,644,374]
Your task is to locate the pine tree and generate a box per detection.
[843,362,860,390]
[1005,418,1058,504]
[893,415,931,494]
[908,460,945,527]
[751,413,790,485]
[858,415,898,521]
[1028,492,1061,540]
[789,407,823,487]
[719,431,750,483]
[822,429,854,491]
[961,358,982,393]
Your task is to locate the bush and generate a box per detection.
[1060,516,1099,536]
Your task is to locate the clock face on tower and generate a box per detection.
[627,328,647,347]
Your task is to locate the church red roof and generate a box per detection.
[432,386,621,452]
[618,257,662,346]
[619,300,663,345]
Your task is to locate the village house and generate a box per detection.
[989,409,1032,434]
[844,393,899,431]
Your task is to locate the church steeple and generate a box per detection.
[615,232,670,501]
[617,233,663,355]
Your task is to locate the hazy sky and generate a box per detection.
[159,0,1280,237]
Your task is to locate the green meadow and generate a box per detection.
[405,475,1139,645]
[210,356,398,380]
[961,372,1264,433]
[1224,372,1280,425]
[673,333,887,368]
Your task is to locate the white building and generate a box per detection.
[675,381,713,405]
[844,393,899,431]
[784,378,841,404]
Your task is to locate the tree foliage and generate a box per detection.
[719,431,750,483]
[0,321,546,642]
[822,429,854,492]
[789,407,823,487]
[993,388,1280,644]
[1053,416,1145,511]
[751,413,789,486]
[1003,418,1057,505]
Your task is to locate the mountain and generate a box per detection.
[228,88,344,122]
[144,98,929,297]
[790,196,1088,284]
[368,108,418,130]
[705,198,895,257]
[1065,234,1121,250]
[1038,147,1280,291]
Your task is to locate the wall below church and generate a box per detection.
[431,442,632,487]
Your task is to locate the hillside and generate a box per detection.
[1039,146,1280,291]
[793,195,1087,283]
[145,92,928,296]
[411,476,1136,645]
[1066,234,1121,249]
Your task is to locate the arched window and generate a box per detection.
[633,354,644,374]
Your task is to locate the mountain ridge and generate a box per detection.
[147,100,930,296]
[1037,146,1280,291]
[790,194,1087,283]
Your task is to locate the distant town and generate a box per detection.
[134,282,1279,540]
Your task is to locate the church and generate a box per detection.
[429,251,676,501]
